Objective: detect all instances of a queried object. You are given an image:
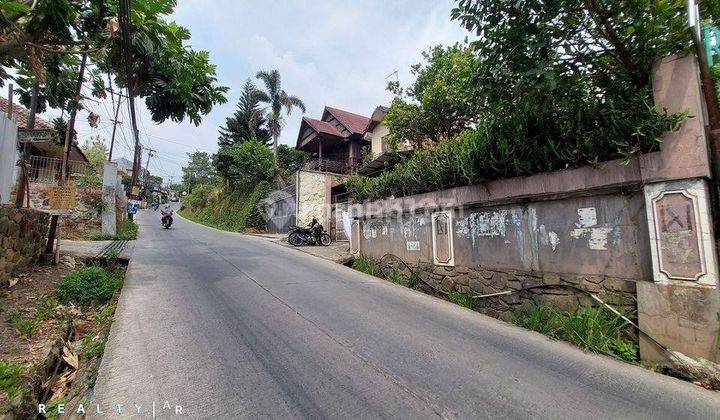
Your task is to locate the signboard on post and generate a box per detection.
[17,128,52,143]
[48,186,76,209]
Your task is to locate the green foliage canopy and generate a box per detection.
[2,0,227,126]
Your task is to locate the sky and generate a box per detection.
[49,0,469,183]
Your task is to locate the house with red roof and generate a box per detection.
[287,105,414,240]
[296,106,372,174]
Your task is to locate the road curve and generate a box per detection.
[89,209,720,419]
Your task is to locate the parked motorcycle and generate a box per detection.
[161,215,173,229]
[288,222,331,246]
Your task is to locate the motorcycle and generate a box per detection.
[152,202,160,211]
[161,215,173,229]
[288,223,331,246]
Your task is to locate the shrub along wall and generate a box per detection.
[180,181,272,231]
[0,205,49,284]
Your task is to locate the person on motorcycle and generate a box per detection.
[309,217,322,239]
[161,204,174,225]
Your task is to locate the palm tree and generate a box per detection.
[255,69,306,157]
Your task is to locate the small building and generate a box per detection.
[0,96,89,184]
[287,105,414,240]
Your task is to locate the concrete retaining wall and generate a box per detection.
[351,54,720,363]
[0,205,49,283]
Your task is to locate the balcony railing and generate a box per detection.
[303,157,360,174]
[28,155,87,183]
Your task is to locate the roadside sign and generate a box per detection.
[48,186,76,209]
[17,128,52,143]
[131,186,140,196]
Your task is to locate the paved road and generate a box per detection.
[91,209,720,419]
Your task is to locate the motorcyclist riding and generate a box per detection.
[161,204,174,228]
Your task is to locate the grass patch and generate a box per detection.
[353,254,379,277]
[514,304,638,363]
[0,361,24,401]
[448,291,475,310]
[85,220,138,241]
[58,267,123,307]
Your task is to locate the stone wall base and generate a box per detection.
[413,263,637,322]
[0,205,49,283]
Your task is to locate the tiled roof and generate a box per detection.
[324,106,371,135]
[303,117,343,138]
[0,96,53,130]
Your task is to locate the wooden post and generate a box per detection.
[319,141,323,172]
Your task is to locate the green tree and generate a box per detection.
[276,144,305,176]
[218,79,270,147]
[222,141,276,191]
[80,135,107,186]
[146,175,163,190]
[2,0,227,126]
[182,151,214,192]
[254,69,306,157]
[384,43,478,148]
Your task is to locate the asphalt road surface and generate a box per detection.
[90,208,720,419]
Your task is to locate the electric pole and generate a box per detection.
[143,147,156,186]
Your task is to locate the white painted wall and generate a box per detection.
[0,114,18,204]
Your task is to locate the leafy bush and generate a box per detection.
[58,267,123,306]
[347,93,685,202]
[221,141,276,190]
[180,181,273,232]
[514,304,638,362]
[353,254,378,277]
[183,183,214,210]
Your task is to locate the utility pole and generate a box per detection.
[119,0,141,191]
[142,147,156,186]
[107,91,123,162]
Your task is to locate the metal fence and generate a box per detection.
[265,184,297,234]
[29,155,87,183]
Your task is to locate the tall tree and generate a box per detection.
[182,151,214,192]
[254,69,306,157]
[218,79,270,146]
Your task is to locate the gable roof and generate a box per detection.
[302,117,343,138]
[0,96,53,130]
[324,106,371,135]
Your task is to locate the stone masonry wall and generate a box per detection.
[28,182,101,239]
[415,263,637,321]
[0,205,49,284]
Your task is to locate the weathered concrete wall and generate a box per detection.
[0,114,18,204]
[296,170,328,227]
[0,205,49,283]
[359,192,650,280]
[102,162,118,235]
